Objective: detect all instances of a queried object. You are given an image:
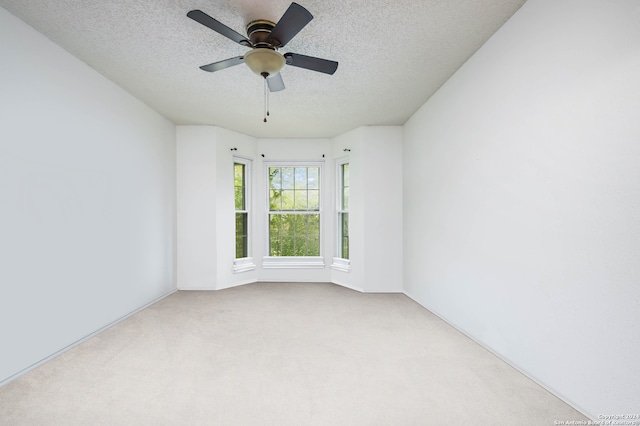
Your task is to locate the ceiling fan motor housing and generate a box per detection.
[246,20,277,48]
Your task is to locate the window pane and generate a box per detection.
[267,214,320,257]
[294,168,307,189]
[269,214,281,236]
[308,238,320,256]
[341,163,349,210]
[234,163,244,187]
[341,211,349,259]
[308,167,320,189]
[294,190,308,210]
[308,214,320,237]
[235,212,248,258]
[294,215,308,235]
[282,167,294,189]
[269,190,282,211]
[236,212,245,233]
[270,237,281,256]
[342,236,349,259]
[269,168,281,190]
[339,211,349,260]
[269,214,281,256]
[308,190,319,211]
[283,214,296,237]
[341,163,349,187]
[234,163,245,210]
[342,187,349,210]
[237,236,248,258]
[235,187,244,210]
[294,237,307,256]
[341,212,349,236]
[281,237,294,255]
[281,190,295,210]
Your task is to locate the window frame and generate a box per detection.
[263,161,325,269]
[233,157,255,273]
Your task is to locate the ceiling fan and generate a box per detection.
[187,2,338,93]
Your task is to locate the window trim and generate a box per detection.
[233,157,255,273]
[263,161,325,269]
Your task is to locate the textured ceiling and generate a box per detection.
[0,0,526,138]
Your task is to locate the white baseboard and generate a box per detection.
[330,279,364,293]
[179,279,258,291]
[216,278,258,290]
[177,286,217,290]
[0,288,177,388]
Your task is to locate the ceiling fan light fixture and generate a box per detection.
[243,48,285,77]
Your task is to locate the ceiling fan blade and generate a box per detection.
[187,10,251,47]
[284,53,338,75]
[267,73,285,92]
[269,3,313,47]
[200,56,245,72]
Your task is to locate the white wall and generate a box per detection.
[403,0,640,418]
[0,7,176,384]
[176,126,218,290]
[360,127,403,293]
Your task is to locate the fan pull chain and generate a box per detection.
[264,77,267,122]
[262,75,271,123]
[261,72,272,123]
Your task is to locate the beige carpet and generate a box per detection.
[0,282,588,425]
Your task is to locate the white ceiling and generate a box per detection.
[0,0,526,138]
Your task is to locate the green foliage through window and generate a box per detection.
[234,162,248,259]
[236,212,248,258]
[269,166,320,257]
[338,162,349,259]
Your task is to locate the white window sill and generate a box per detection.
[262,256,325,269]
[331,258,351,272]
[233,257,256,273]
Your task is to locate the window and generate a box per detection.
[267,164,321,258]
[233,159,249,259]
[338,161,349,259]
[332,158,350,272]
[234,158,255,273]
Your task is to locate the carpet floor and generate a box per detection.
[0,282,588,425]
